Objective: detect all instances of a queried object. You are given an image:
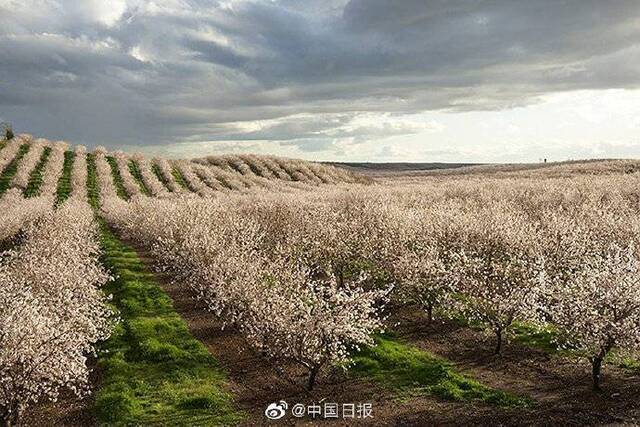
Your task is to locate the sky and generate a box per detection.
[1,0,640,162]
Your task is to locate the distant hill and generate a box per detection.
[328,159,640,181]
[0,134,369,203]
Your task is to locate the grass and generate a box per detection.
[0,144,30,196]
[511,322,563,354]
[151,164,174,192]
[350,335,533,408]
[443,308,565,355]
[194,168,231,190]
[94,229,242,426]
[85,159,241,426]
[24,146,52,197]
[512,324,640,369]
[106,156,129,200]
[171,167,190,191]
[87,153,99,208]
[0,140,7,151]
[56,150,74,205]
[603,350,640,374]
[619,356,640,374]
[452,314,640,373]
[128,160,152,196]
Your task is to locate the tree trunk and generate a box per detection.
[2,413,17,427]
[2,405,19,427]
[494,328,503,355]
[592,355,604,391]
[426,304,433,324]
[308,365,320,391]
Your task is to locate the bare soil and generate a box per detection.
[21,363,98,427]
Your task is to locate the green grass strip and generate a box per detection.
[87,153,99,208]
[95,231,242,426]
[152,163,173,192]
[24,146,52,197]
[619,355,640,374]
[106,156,129,200]
[350,335,533,408]
[445,308,566,355]
[128,160,151,196]
[85,158,241,426]
[171,167,190,191]
[55,150,74,206]
[192,168,230,191]
[511,322,563,354]
[212,176,233,191]
[0,144,30,196]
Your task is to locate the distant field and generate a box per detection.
[325,162,482,175]
[330,158,640,181]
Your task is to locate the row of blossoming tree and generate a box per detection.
[0,133,369,425]
[102,171,640,392]
[0,136,113,426]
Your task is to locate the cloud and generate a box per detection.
[1,0,640,159]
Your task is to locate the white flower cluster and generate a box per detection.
[131,153,170,198]
[195,154,290,190]
[0,200,112,424]
[113,151,142,198]
[10,138,50,191]
[94,147,120,201]
[193,156,276,190]
[195,153,360,185]
[203,164,254,190]
[190,163,229,192]
[4,133,636,396]
[69,145,87,201]
[539,205,640,389]
[102,191,391,390]
[0,134,31,172]
[245,154,291,181]
[105,172,640,391]
[75,149,362,201]
[152,157,184,193]
[384,176,640,390]
[171,160,215,197]
[38,141,69,198]
[0,190,53,242]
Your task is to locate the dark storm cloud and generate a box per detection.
[1,0,639,152]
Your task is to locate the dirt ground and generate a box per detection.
[22,365,98,427]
